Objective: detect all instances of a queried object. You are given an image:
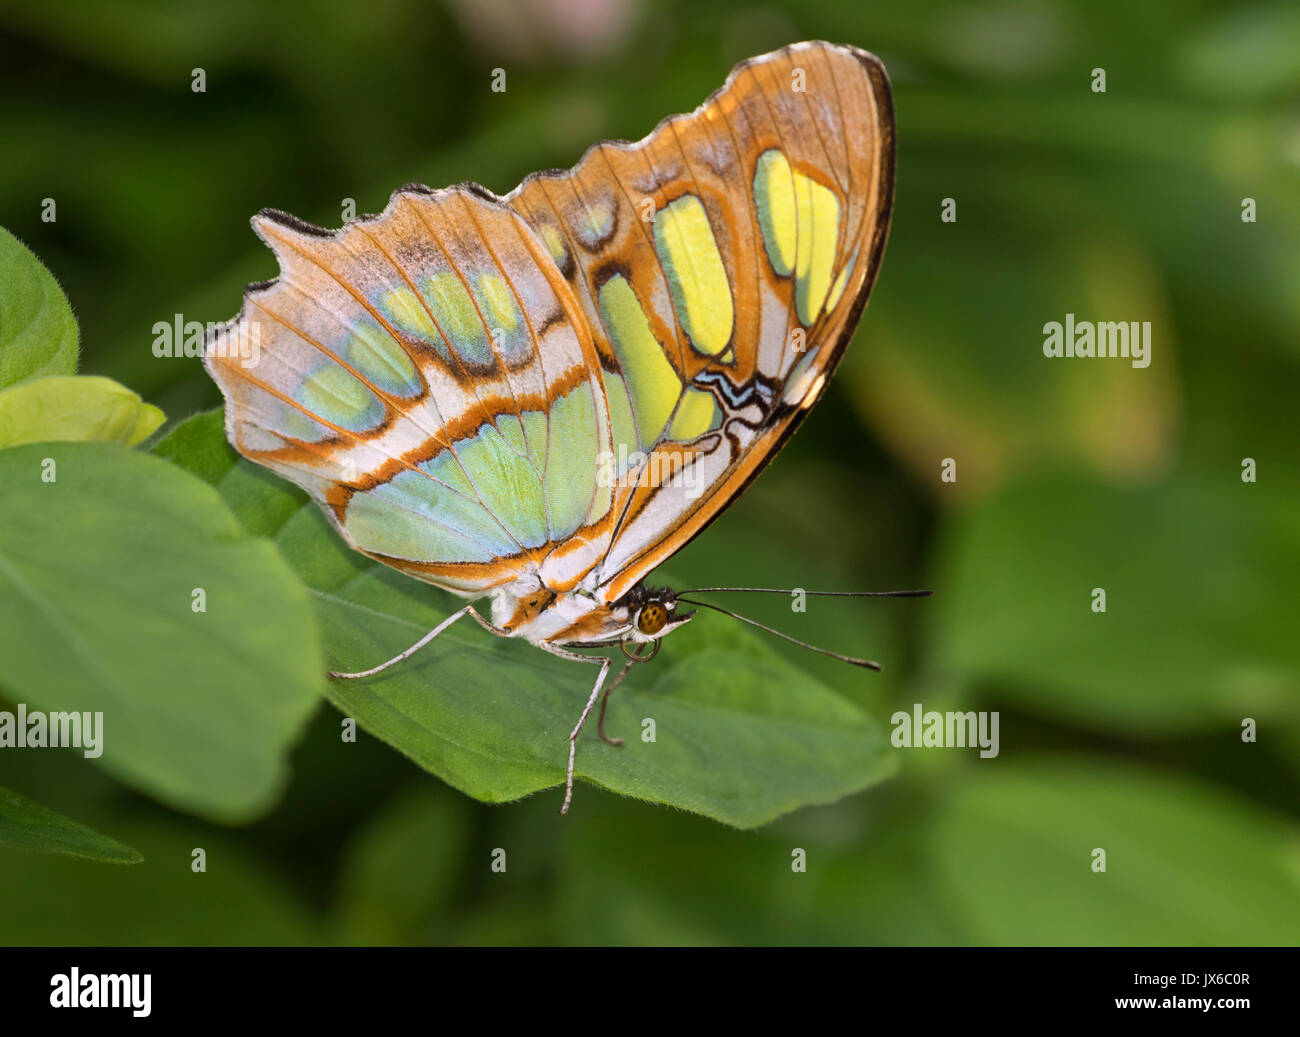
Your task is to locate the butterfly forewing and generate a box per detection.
[505,41,895,601]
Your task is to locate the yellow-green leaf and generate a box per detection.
[0,374,164,447]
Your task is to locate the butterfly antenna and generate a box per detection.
[675,597,884,671]
[677,587,932,598]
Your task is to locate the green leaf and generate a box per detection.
[152,408,237,485]
[0,226,78,389]
[290,509,893,827]
[0,374,164,447]
[0,786,142,864]
[0,442,324,821]
[928,759,1300,945]
[156,410,897,827]
[155,410,305,537]
[931,472,1300,731]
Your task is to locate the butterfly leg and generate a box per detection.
[597,659,635,747]
[328,605,507,680]
[536,642,614,815]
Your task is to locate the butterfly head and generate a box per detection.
[619,585,695,646]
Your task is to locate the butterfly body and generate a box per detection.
[204,41,896,810]
[486,577,689,647]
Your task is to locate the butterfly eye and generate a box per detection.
[636,603,668,636]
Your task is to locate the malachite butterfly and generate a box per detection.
[204,41,897,812]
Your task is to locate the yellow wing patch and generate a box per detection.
[478,272,521,333]
[753,148,843,326]
[754,150,797,275]
[654,195,734,356]
[794,176,840,326]
[598,274,680,447]
[382,286,439,342]
[668,387,721,442]
[824,261,851,315]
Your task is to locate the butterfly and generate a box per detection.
[204,41,899,813]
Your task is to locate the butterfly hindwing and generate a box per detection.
[205,188,618,594]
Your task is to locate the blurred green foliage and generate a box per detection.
[0,785,142,864]
[1,0,1298,944]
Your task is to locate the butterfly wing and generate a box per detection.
[206,41,893,607]
[204,187,620,595]
[505,41,895,602]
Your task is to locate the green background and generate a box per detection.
[1,0,1298,944]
